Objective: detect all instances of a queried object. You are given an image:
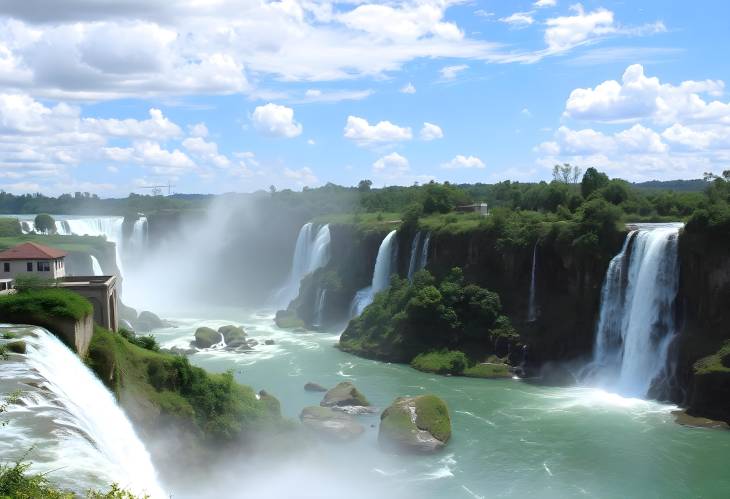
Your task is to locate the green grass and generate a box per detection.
[86,327,281,443]
[694,341,730,374]
[0,288,92,321]
[312,212,401,231]
[414,395,451,443]
[418,212,484,234]
[463,362,512,378]
[411,350,468,375]
[0,234,111,254]
[0,218,21,237]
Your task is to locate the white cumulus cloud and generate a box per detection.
[441,154,485,169]
[251,103,303,138]
[373,152,410,177]
[344,116,412,145]
[420,122,444,141]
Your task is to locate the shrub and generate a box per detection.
[411,350,468,375]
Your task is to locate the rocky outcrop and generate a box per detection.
[299,406,364,441]
[379,395,451,453]
[320,381,370,408]
[193,327,221,348]
[219,325,247,347]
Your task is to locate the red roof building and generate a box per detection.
[0,242,67,279]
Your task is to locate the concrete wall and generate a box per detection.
[0,313,93,356]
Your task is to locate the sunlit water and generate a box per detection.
[149,308,730,499]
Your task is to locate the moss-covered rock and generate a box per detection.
[320,381,370,408]
[299,406,364,442]
[411,351,467,375]
[463,362,513,379]
[379,395,451,453]
[686,342,730,423]
[136,310,165,332]
[194,327,222,348]
[6,340,26,354]
[219,325,247,347]
[274,309,305,329]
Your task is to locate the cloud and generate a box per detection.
[251,103,303,138]
[343,116,412,145]
[564,64,729,125]
[298,88,373,103]
[420,122,444,141]
[544,4,615,52]
[536,65,730,180]
[534,0,557,7]
[400,82,416,94]
[84,108,182,141]
[182,136,230,168]
[441,154,485,169]
[373,152,409,177]
[440,64,468,80]
[500,12,535,27]
[283,166,318,187]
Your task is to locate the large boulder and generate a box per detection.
[379,395,451,454]
[299,406,364,442]
[219,325,247,347]
[320,381,370,408]
[275,309,305,329]
[305,382,328,392]
[136,311,165,332]
[193,327,222,349]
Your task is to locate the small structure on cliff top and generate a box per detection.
[0,241,119,332]
[455,203,489,216]
[0,241,68,279]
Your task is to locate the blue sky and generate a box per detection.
[0,0,728,196]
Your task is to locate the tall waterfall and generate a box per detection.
[406,231,431,281]
[127,216,148,257]
[90,255,104,276]
[584,224,682,398]
[350,230,398,317]
[527,243,538,322]
[0,325,166,498]
[275,223,331,307]
[313,288,327,327]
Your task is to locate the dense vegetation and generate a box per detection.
[339,268,520,373]
[0,288,93,321]
[86,327,282,443]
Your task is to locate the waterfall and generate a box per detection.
[527,243,538,322]
[0,325,166,498]
[419,232,431,272]
[127,216,148,258]
[406,231,430,282]
[350,230,398,317]
[313,288,327,327]
[90,255,104,276]
[274,223,331,307]
[584,224,682,398]
[407,231,423,281]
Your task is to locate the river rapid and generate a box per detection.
[148,307,730,499]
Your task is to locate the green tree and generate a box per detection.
[358,179,373,192]
[34,213,56,234]
[581,167,610,198]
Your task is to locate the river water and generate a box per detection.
[149,307,730,499]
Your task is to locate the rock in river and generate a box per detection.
[320,381,370,408]
[193,327,222,349]
[305,382,328,392]
[300,406,364,442]
[379,395,451,454]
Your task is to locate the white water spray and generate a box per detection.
[0,326,166,498]
[350,230,398,317]
[585,224,682,398]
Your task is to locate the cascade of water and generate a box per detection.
[527,243,538,322]
[313,288,327,327]
[585,224,682,398]
[307,224,331,274]
[0,325,166,498]
[57,217,126,275]
[90,255,104,276]
[350,230,398,317]
[407,231,422,281]
[419,232,431,272]
[274,223,332,307]
[127,216,148,257]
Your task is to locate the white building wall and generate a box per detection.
[0,258,65,279]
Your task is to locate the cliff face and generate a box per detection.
[425,229,622,367]
[676,231,730,421]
